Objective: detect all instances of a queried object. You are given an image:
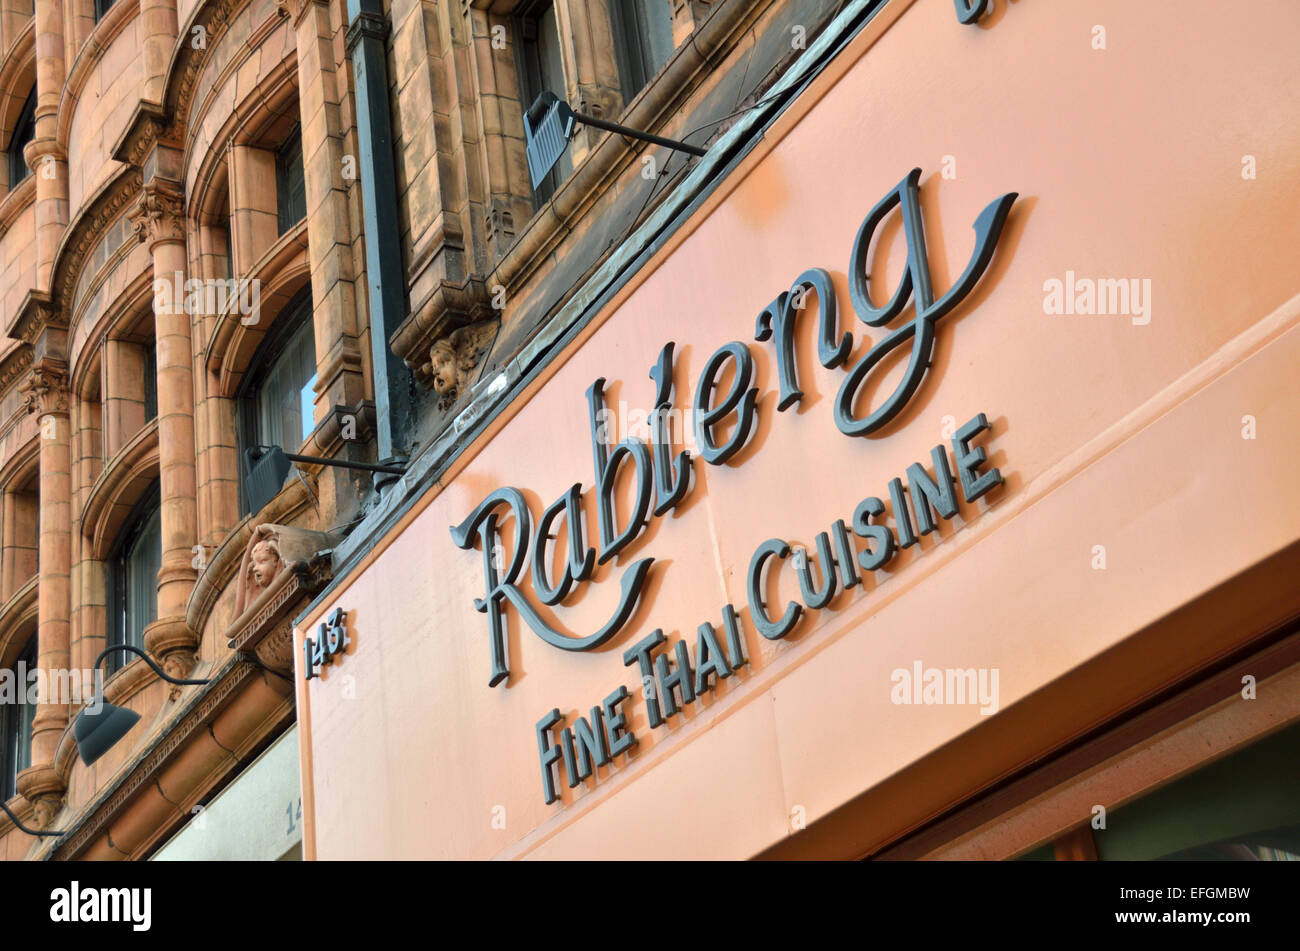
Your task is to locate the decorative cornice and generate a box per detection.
[111,100,173,170]
[0,343,34,398]
[18,357,70,418]
[5,290,61,347]
[164,0,241,137]
[49,166,142,316]
[129,179,186,249]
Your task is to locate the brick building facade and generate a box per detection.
[0,0,832,859]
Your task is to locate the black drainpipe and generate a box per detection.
[345,0,410,471]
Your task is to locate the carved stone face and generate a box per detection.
[429,343,457,395]
[250,540,282,588]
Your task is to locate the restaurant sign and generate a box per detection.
[451,168,1018,803]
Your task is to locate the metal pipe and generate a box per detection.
[284,452,407,476]
[571,111,708,157]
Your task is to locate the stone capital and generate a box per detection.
[130,180,186,250]
[19,358,70,418]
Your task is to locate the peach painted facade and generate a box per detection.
[292,0,1300,859]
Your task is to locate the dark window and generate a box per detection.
[94,0,115,23]
[276,128,306,234]
[515,2,571,203]
[8,89,35,188]
[608,0,675,102]
[105,485,162,676]
[143,344,157,422]
[0,637,37,801]
[237,288,317,513]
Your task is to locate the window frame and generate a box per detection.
[104,483,162,676]
[513,0,571,205]
[236,287,317,515]
[607,0,676,103]
[94,0,116,24]
[0,636,37,801]
[275,127,307,235]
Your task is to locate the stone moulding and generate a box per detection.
[0,575,36,665]
[47,166,144,328]
[80,418,160,557]
[0,173,35,242]
[48,655,288,860]
[203,218,310,391]
[0,343,33,404]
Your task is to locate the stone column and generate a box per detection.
[32,0,68,289]
[130,178,200,680]
[16,357,72,828]
[139,0,179,103]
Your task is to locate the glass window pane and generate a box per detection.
[125,502,162,650]
[15,640,35,773]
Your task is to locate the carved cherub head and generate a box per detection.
[249,537,283,589]
[428,338,459,397]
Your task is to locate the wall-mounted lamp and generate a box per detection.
[73,645,211,767]
[524,92,707,190]
[243,445,408,515]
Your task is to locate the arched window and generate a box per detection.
[238,288,317,513]
[8,89,35,188]
[94,0,116,24]
[105,484,161,674]
[1,636,37,800]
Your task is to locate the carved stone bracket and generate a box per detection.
[229,524,339,675]
[423,317,499,407]
[143,618,202,700]
[130,180,186,249]
[19,357,70,418]
[389,277,493,382]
